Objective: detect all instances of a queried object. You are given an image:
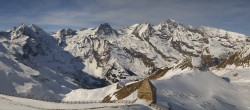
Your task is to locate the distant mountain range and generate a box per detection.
[0,19,250,102]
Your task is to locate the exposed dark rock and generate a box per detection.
[201,55,220,67]
[171,40,199,57]
[217,51,250,68]
[124,48,155,67]
[96,23,118,36]
[59,28,76,36]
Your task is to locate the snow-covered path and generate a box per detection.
[0,94,135,110]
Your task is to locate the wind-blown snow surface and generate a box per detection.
[152,68,250,110]
[214,66,250,87]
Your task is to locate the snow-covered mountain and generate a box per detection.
[0,23,107,100]
[53,19,250,83]
[1,19,250,107]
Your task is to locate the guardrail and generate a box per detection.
[0,91,134,104]
[0,91,171,109]
[61,100,134,104]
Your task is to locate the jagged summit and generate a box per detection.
[16,23,40,30]
[11,23,48,36]
[57,28,76,36]
[158,19,179,27]
[19,22,26,28]
[95,23,118,36]
[164,19,177,23]
[13,23,28,32]
[132,22,155,37]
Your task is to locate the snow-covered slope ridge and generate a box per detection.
[0,24,107,100]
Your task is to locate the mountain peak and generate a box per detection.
[133,22,154,36]
[58,28,76,36]
[14,23,43,34]
[16,23,28,30]
[20,22,26,27]
[99,23,112,28]
[157,19,179,26]
[165,19,176,23]
[96,23,118,36]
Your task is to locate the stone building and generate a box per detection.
[138,79,157,103]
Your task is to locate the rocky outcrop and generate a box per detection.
[217,49,250,68]
[96,23,118,36]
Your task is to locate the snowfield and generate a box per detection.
[154,68,250,110]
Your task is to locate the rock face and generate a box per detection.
[217,48,250,68]
[96,23,118,36]
[0,19,250,100]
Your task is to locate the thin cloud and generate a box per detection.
[0,0,249,35]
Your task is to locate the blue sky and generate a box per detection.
[0,0,249,35]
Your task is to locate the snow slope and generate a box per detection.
[153,69,250,110]
[63,83,118,101]
[153,58,250,110]
[0,94,150,110]
[0,24,106,101]
[150,58,250,110]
